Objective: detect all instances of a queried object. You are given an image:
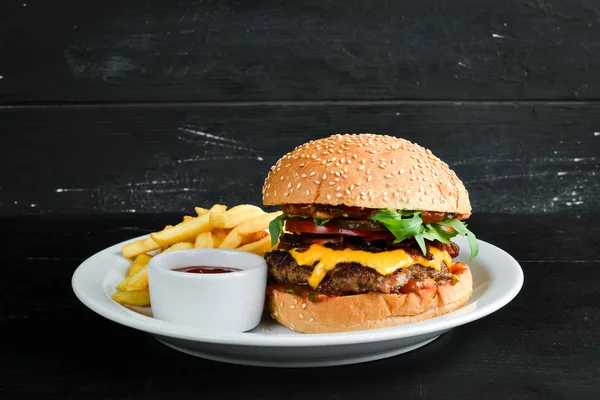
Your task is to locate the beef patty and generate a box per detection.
[266,234,459,295]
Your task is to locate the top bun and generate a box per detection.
[262,134,471,215]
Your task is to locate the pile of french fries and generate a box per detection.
[112,204,281,308]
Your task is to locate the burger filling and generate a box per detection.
[268,234,461,295]
[265,204,479,296]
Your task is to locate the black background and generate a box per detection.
[1,1,599,399]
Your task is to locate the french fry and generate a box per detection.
[236,235,273,256]
[112,290,151,307]
[209,204,266,229]
[126,253,152,278]
[212,228,229,241]
[164,242,194,252]
[194,207,210,216]
[239,230,269,246]
[183,215,195,222]
[151,213,212,247]
[121,237,160,259]
[209,204,228,213]
[121,225,174,258]
[219,211,282,249]
[194,231,214,248]
[117,265,149,292]
[211,232,223,248]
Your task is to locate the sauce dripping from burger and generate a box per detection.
[171,266,242,274]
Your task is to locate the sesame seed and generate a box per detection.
[420,195,425,201]
[310,318,314,322]
[301,174,306,178]
[305,190,310,195]
[309,172,316,177]
[410,176,416,181]
[299,313,304,319]
[384,196,389,201]
[385,174,392,179]
[329,181,335,185]
[290,304,295,309]
[322,174,327,180]
[327,194,332,200]
[336,193,342,197]
[367,176,373,181]
[302,303,307,309]
[401,196,407,202]
[296,183,302,189]
[280,302,283,307]
[280,176,284,181]
[358,165,365,170]
[336,186,341,191]
[314,180,320,185]
[287,183,292,188]
[345,189,351,194]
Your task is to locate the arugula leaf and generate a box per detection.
[369,208,479,259]
[370,209,425,252]
[314,219,330,226]
[268,214,287,246]
[438,219,480,259]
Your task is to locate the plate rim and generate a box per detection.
[72,234,524,348]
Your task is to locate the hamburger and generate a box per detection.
[262,133,479,333]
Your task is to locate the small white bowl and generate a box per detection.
[147,248,267,333]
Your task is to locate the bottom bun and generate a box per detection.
[266,265,473,334]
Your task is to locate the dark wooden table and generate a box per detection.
[2,0,600,398]
[2,213,598,399]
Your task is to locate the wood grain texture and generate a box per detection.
[1,102,599,216]
[1,0,600,103]
[1,214,598,399]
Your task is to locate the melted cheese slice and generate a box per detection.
[288,245,453,288]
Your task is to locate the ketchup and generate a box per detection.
[171,266,241,274]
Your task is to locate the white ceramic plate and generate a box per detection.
[72,235,523,368]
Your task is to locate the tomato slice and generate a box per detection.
[285,220,394,240]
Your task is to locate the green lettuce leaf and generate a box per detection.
[437,219,480,259]
[369,208,479,259]
[268,214,287,246]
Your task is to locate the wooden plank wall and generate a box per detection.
[1,0,598,216]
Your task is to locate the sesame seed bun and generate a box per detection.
[262,133,471,216]
[267,264,472,333]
